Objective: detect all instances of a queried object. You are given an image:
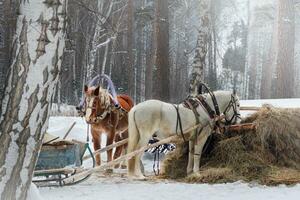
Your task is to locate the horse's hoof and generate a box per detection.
[128,174,146,181]
[114,164,120,169]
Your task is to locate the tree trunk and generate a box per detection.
[153,0,170,101]
[248,41,258,99]
[0,0,66,199]
[145,22,155,100]
[0,0,18,111]
[189,0,211,96]
[275,0,295,98]
[127,0,135,99]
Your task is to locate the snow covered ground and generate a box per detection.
[40,180,300,200]
[36,99,300,200]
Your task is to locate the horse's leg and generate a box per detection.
[127,112,140,177]
[121,142,128,169]
[91,128,101,166]
[113,133,123,168]
[187,137,195,175]
[106,129,115,163]
[120,132,129,169]
[129,137,148,179]
[193,125,212,173]
[128,110,156,179]
[128,129,148,179]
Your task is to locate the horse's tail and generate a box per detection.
[127,108,140,176]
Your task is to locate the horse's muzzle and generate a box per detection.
[85,118,98,124]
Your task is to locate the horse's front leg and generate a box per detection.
[187,138,195,175]
[106,129,115,163]
[193,125,212,173]
[91,128,102,166]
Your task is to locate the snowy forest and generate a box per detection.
[1,0,300,199]
[0,0,300,106]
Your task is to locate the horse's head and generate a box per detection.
[222,90,241,125]
[84,85,111,124]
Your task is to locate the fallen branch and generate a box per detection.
[62,123,202,185]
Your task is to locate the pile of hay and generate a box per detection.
[161,105,300,185]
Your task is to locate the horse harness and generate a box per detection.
[173,104,187,142]
[84,92,128,125]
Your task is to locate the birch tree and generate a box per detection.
[0,0,66,199]
[189,0,211,96]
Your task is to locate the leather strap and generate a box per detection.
[173,105,186,142]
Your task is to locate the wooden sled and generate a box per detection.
[33,133,95,187]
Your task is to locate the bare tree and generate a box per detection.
[0,0,66,199]
[127,0,135,99]
[153,0,170,101]
[275,0,295,98]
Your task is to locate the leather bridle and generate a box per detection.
[85,95,111,123]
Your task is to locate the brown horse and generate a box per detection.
[84,85,134,167]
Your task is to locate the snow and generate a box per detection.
[240,98,300,108]
[37,98,300,200]
[40,181,300,200]
[27,183,44,200]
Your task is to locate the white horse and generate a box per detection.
[127,91,241,179]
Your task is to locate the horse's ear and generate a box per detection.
[84,85,88,93]
[94,86,100,96]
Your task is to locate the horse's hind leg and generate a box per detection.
[121,143,128,169]
[127,112,140,177]
[113,133,123,168]
[127,133,140,177]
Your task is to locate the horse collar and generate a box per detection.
[196,96,216,119]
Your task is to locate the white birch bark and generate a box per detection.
[189,0,211,96]
[0,0,66,199]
